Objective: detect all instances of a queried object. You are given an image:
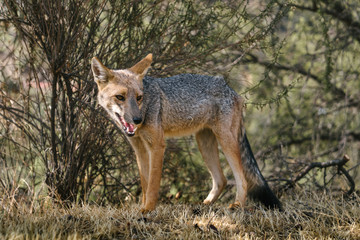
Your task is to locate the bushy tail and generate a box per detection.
[240,132,282,209]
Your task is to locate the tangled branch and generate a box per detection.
[278,155,355,195]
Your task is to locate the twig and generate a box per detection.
[338,165,355,196]
[279,155,355,195]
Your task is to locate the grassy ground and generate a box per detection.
[0,191,359,239]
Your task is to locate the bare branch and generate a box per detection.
[278,155,355,195]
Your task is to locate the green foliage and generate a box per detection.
[241,0,360,193]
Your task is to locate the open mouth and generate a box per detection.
[115,113,137,137]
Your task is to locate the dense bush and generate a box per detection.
[0,0,358,205]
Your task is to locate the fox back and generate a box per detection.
[142,74,239,137]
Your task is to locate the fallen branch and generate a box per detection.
[279,155,355,195]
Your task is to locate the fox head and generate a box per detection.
[91,54,152,137]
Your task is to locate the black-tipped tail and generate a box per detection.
[247,184,282,210]
[241,132,282,210]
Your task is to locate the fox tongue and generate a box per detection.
[125,122,135,132]
[117,114,136,135]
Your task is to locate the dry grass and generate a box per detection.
[0,191,359,239]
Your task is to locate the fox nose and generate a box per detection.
[133,117,142,125]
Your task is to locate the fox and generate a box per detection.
[91,54,281,213]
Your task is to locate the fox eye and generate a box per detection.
[136,95,143,101]
[115,95,125,101]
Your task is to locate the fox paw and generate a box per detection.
[228,202,243,210]
[140,208,151,214]
[140,204,156,214]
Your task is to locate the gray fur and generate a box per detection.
[141,74,237,136]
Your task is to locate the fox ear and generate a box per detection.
[91,57,113,84]
[129,54,153,80]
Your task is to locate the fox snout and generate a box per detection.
[128,97,142,125]
[133,117,142,125]
[119,100,143,137]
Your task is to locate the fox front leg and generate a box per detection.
[141,139,165,213]
[128,137,150,207]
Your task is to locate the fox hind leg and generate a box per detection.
[214,129,248,207]
[196,128,227,205]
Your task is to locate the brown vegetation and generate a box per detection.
[1,191,359,239]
